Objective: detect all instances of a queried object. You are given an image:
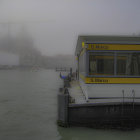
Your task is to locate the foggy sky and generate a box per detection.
[0,51,19,65]
[0,0,140,56]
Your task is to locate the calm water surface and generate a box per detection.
[0,69,140,140]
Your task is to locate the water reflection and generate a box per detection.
[58,126,140,140]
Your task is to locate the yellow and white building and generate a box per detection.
[75,36,140,102]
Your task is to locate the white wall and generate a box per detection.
[79,77,140,103]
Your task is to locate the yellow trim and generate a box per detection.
[82,42,85,48]
[79,74,140,84]
[85,77,140,84]
[87,44,140,51]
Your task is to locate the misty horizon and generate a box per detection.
[0,0,140,57]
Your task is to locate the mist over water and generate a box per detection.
[0,0,140,139]
[0,69,139,140]
[0,0,140,58]
[0,70,61,139]
[0,0,140,67]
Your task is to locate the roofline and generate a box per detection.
[75,35,140,56]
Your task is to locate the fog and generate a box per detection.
[0,51,19,65]
[0,0,140,66]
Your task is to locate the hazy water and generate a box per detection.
[0,69,140,140]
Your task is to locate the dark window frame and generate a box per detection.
[89,52,115,76]
[87,50,140,78]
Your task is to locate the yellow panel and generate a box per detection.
[87,44,140,51]
[80,73,140,84]
[85,77,140,84]
[82,42,85,48]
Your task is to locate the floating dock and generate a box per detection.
[58,35,140,129]
[58,79,140,129]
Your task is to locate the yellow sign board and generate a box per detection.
[87,44,140,51]
[80,74,140,84]
[85,77,140,84]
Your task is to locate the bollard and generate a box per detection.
[57,92,69,127]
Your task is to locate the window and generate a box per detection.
[89,52,114,75]
[89,52,140,77]
[117,53,140,76]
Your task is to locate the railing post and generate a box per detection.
[132,89,135,111]
[57,88,69,127]
[122,90,125,116]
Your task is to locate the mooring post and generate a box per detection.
[70,67,72,77]
[57,88,69,127]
